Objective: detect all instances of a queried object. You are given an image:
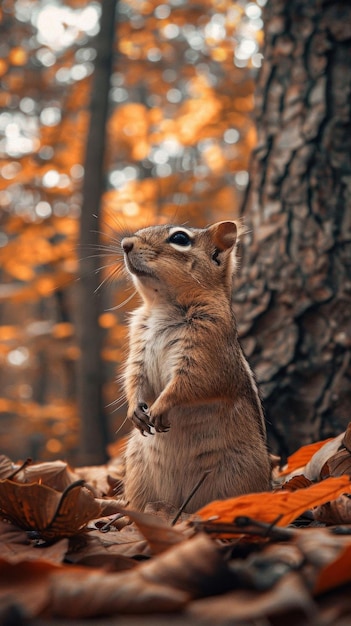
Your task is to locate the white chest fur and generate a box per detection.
[131,305,182,398]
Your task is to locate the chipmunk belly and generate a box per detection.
[142,316,181,396]
[126,404,220,510]
[125,399,271,512]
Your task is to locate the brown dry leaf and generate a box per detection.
[0,455,19,479]
[94,497,126,516]
[314,543,351,595]
[304,434,344,481]
[49,567,189,618]
[0,521,68,564]
[278,437,336,477]
[295,528,351,593]
[326,449,351,478]
[281,474,313,491]
[118,507,186,554]
[342,423,351,452]
[138,532,226,596]
[188,571,316,625]
[0,479,101,540]
[0,558,61,617]
[14,460,80,491]
[67,524,150,563]
[296,528,351,571]
[66,534,137,571]
[314,494,351,524]
[50,533,222,618]
[196,475,351,529]
[76,456,124,497]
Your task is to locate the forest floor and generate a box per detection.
[1,428,351,625]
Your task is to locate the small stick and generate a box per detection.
[171,469,212,526]
[100,513,125,532]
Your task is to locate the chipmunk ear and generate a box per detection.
[208,221,237,251]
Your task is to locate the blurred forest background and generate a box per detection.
[0,0,350,466]
[1,0,262,463]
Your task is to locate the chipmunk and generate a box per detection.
[121,221,271,513]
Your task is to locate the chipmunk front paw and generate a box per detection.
[131,402,153,436]
[149,411,170,433]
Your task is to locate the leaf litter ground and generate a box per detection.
[2,426,351,624]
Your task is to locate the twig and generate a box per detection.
[192,515,296,541]
[171,469,212,526]
[100,513,125,532]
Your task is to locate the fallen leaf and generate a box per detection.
[314,494,351,525]
[117,507,186,554]
[342,422,351,453]
[0,521,68,564]
[49,568,188,618]
[281,474,313,491]
[14,460,79,491]
[0,558,61,617]
[326,448,351,478]
[279,437,336,477]
[304,434,344,481]
[188,572,316,624]
[66,534,137,571]
[195,476,351,528]
[67,525,150,563]
[314,543,351,595]
[76,457,124,497]
[0,479,101,540]
[295,528,351,571]
[49,533,222,618]
[94,497,126,516]
[0,455,19,479]
[138,533,226,596]
[0,455,31,480]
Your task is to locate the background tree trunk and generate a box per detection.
[235,0,351,458]
[77,0,117,464]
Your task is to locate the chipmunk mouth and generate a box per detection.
[125,255,156,279]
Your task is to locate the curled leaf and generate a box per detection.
[304,435,344,480]
[0,479,101,541]
[279,437,335,477]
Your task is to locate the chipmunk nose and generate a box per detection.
[122,238,134,254]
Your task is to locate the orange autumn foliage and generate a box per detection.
[196,475,351,528]
[278,438,335,476]
[314,543,351,595]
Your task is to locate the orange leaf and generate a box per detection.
[314,543,351,595]
[196,476,351,528]
[279,438,334,476]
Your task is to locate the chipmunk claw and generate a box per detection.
[132,403,153,436]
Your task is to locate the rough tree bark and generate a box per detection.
[77,0,117,464]
[235,0,351,457]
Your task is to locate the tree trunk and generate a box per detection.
[235,0,351,458]
[77,0,117,464]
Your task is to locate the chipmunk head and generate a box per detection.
[121,221,239,304]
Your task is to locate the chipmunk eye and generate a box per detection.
[168,231,192,247]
